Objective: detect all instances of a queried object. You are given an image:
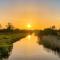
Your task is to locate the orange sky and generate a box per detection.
[0,0,60,29]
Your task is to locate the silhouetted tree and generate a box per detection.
[6,23,14,32]
[38,27,58,36]
[51,25,56,30]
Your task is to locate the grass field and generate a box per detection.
[0,32,27,59]
[0,32,27,46]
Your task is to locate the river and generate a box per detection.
[9,34,60,60]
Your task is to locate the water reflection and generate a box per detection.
[0,33,60,60]
[27,35,31,40]
[9,34,60,60]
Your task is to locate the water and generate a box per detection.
[9,34,60,60]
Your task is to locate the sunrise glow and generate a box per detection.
[26,24,32,29]
[0,0,60,29]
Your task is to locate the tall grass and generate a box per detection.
[37,27,60,55]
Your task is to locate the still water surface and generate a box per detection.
[9,34,60,60]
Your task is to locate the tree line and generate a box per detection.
[0,23,27,33]
[37,25,60,36]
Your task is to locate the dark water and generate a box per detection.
[7,34,60,60]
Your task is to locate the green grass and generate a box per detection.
[0,32,27,46]
[0,32,27,59]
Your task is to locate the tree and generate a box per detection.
[51,25,56,30]
[6,23,14,32]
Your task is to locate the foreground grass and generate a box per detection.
[0,32,27,59]
[0,32,27,46]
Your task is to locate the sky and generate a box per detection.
[0,0,60,29]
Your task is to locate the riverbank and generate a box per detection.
[0,32,27,46]
[0,31,28,60]
[38,35,60,51]
[37,27,60,55]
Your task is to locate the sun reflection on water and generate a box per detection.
[27,35,31,40]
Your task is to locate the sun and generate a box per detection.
[27,24,32,29]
